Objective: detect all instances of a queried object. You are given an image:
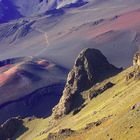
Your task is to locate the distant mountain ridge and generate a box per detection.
[0,0,87,23]
[0,0,140,23]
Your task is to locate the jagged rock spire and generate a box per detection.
[52,48,121,119]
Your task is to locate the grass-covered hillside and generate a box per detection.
[17,65,140,140]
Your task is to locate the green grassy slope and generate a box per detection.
[17,66,140,140]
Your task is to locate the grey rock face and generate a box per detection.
[126,50,140,81]
[133,51,140,66]
[52,48,121,119]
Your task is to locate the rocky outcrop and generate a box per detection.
[52,48,121,119]
[84,115,112,130]
[46,129,75,140]
[0,117,25,140]
[126,51,140,80]
[133,51,140,66]
[88,82,114,100]
[131,102,140,110]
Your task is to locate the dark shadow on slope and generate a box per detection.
[0,57,26,67]
[45,9,65,16]
[0,117,28,140]
[13,124,28,140]
[0,83,65,124]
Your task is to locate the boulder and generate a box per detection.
[47,129,75,140]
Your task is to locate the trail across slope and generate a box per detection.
[33,27,50,57]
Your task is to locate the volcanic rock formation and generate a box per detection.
[133,51,140,66]
[126,50,140,80]
[52,48,122,119]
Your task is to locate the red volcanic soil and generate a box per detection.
[0,64,12,72]
[87,9,140,38]
[0,58,67,105]
[37,60,50,67]
[0,65,19,86]
[36,59,55,68]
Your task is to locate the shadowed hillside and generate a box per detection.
[0,57,67,124]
